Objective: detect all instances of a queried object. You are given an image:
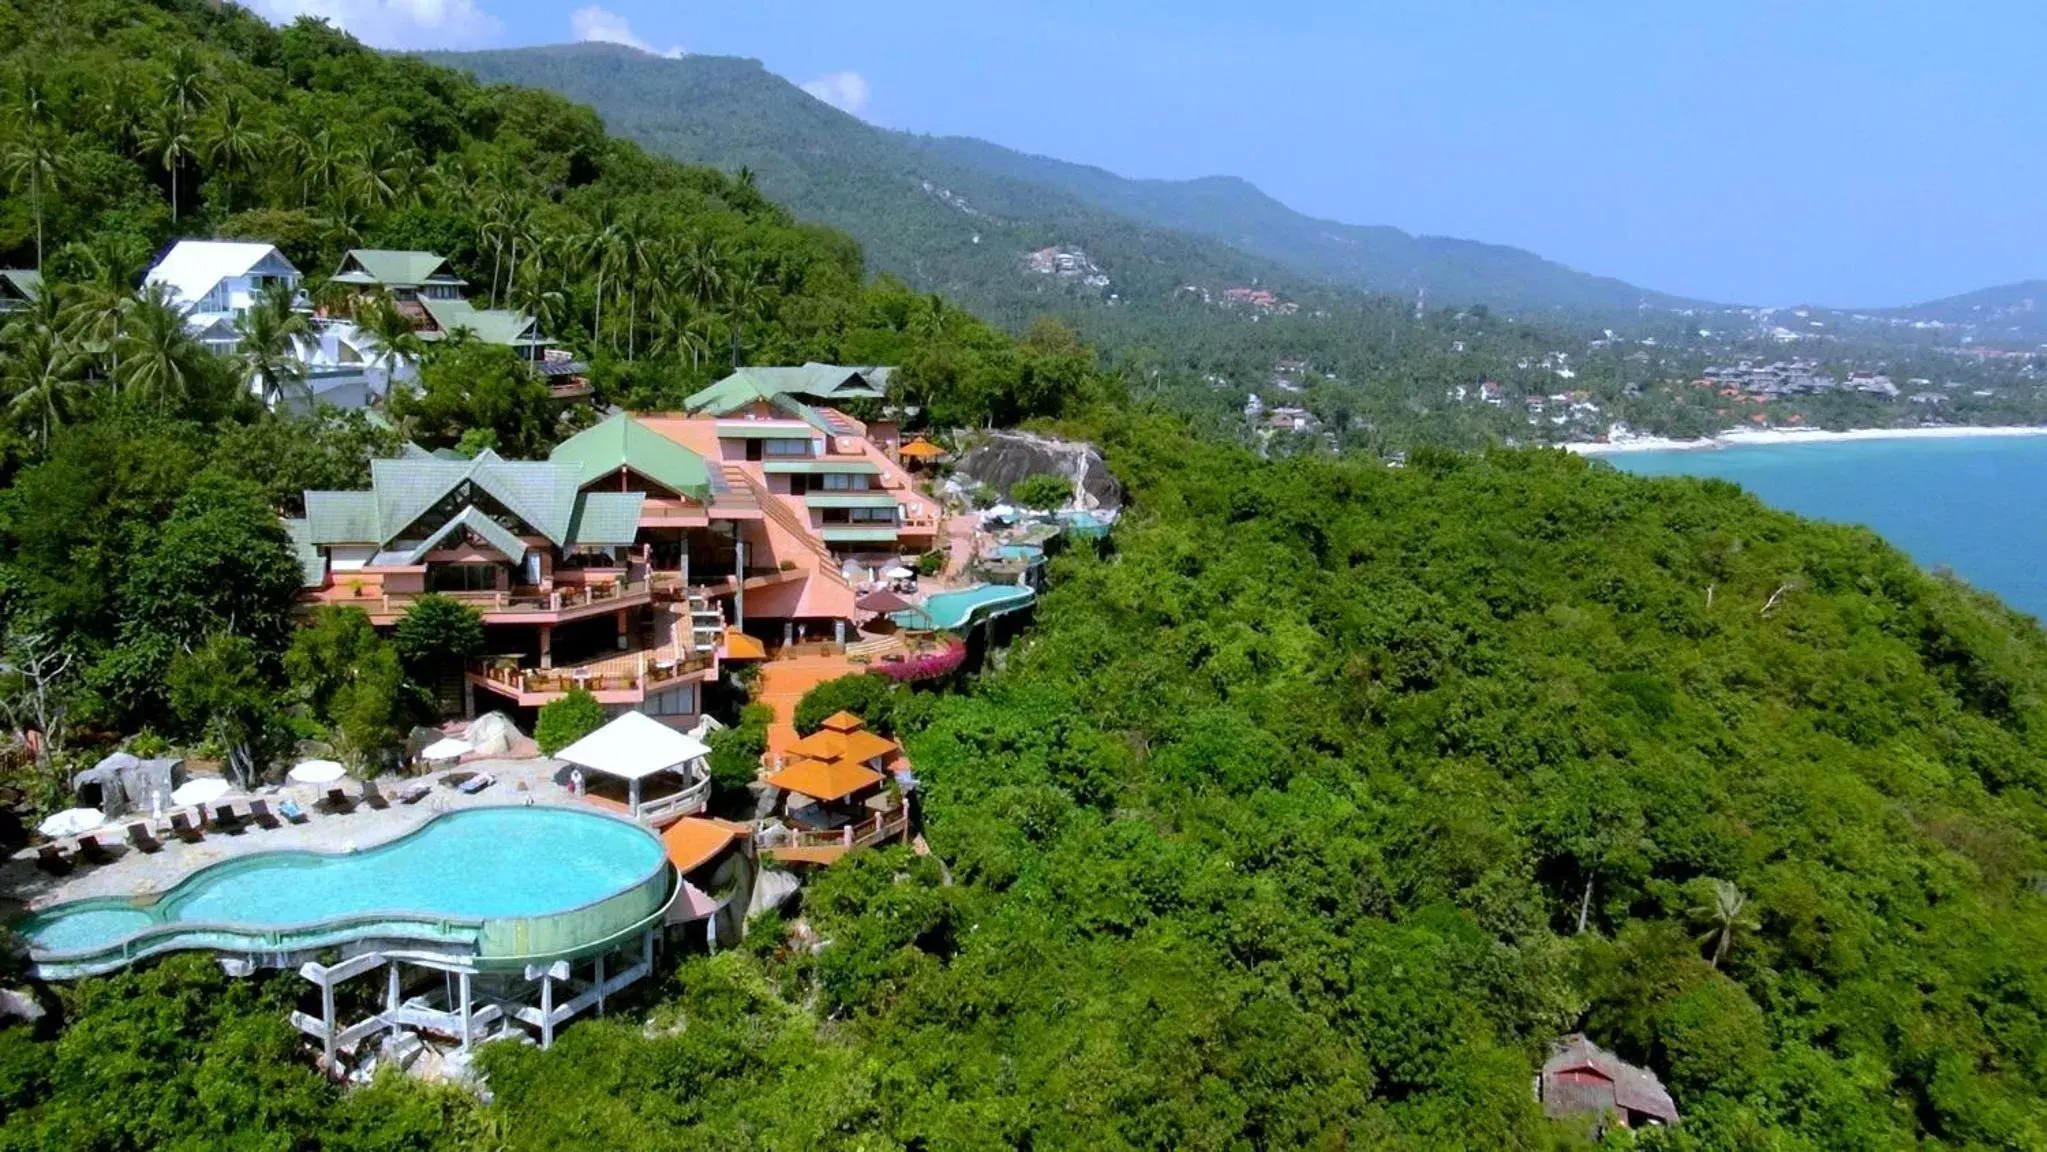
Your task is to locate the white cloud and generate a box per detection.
[249,0,500,50]
[801,70,870,117]
[569,6,684,59]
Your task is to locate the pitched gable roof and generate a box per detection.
[330,249,464,289]
[143,240,298,308]
[685,363,894,414]
[551,412,713,502]
[0,269,42,303]
[370,451,582,547]
[418,298,541,346]
[397,504,530,564]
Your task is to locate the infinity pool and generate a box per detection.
[893,583,1036,630]
[16,807,666,959]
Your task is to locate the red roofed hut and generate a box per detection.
[1539,1034,1679,1132]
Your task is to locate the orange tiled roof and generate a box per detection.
[820,710,866,732]
[661,817,741,872]
[723,628,766,660]
[898,437,945,459]
[765,757,883,802]
[787,728,848,761]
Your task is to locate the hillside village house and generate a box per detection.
[286,364,936,728]
[144,239,305,355]
[0,268,41,315]
[1537,1034,1680,1133]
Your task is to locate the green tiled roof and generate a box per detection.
[283,518,326,587]
[551,412,712,501]
[805,493,900,510]
[565,491,645,546]
[331,250,463,288]
[398,505,530,564]
[370,451,580,547]
[303,490,382,544]
[685,363,894,414]
[419,298,541,347]
[761,460,880,475]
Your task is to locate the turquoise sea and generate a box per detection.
[1605,436,2047,620]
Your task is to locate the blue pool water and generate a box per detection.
[992,543,1044,561]
[893,583,1036,630]
[1608,436,2047,619]
[20,807,665,955]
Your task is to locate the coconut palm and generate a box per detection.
[356,294,422,382]
[679,236,722,307]
[235,281,311,407]
[3,309,87,449]
[138,103,195,221]
[115,284,206,411]
[648,283,709,370]
[57,245,137,377]
[201,90,263,215]
[161,45,209,118]
[1,129,64,271]
[1690,879,1757,969]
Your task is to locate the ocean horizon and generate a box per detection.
[1606,436,2047,620]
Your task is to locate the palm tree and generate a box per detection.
[139,104,195,222]
[586,218,625,349]
[3,308,87,449]
[116,284,205,411]
[58,246,136,378]
[1690,879,1757,969]
[509,274,566,347]
[649,282,708,370]
[161,45,209,118]
[356,294,422,384]
[680,236,722,307]
[299,127,342,208]
[201,90,263,216]
[1,129,64,271]
[235,282,311,407]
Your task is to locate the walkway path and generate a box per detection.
[755,653,857,759]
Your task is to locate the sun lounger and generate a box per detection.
[457,772,496,796]
[126,822,163,853]
[397,780,432,805]
[247,798,280,829]
[208,800,245,834]
[35,841,73,872]
[170,810,205,843]
[361,779,391,809]
[321,784,353,812]
[77,831,116,863]
[278,796,308,823]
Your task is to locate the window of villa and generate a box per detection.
[763,439,813,457]
[643,684,697,717]
[848,507,898,525]
[822,472,872,491]
[428,563,500,593]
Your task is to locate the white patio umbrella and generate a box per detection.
[170,777,231,807]
[39,807,104,838]
[288,759,346,785]
[884,565,916,580]
[420,736,473,762]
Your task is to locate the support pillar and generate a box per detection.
[539,623,554,670]
[834,618,846,644]
[628,777,641,822]
[733,530,746,628]
[616,608,630,651]
[782,620,793,648]
[540,971,554,1050]
[320,977,336,1070]
[595,954,607,1016]
[386,962,401,1039]
[458,971,473,1052]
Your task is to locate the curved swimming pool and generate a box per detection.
[14,807,671,978]
[892,582,1036,631]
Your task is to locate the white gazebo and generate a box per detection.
[555,711,713,826]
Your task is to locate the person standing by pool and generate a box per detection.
[570,767,585,797]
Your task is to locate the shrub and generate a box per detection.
[1011,473,1073,510]
[793,673,898,736]
[707,703,773,795]
[535,689,605,756]
[915,550,947,577]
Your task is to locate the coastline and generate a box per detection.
[1566,425,2047,456]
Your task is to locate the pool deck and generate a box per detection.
[0,759,583,917]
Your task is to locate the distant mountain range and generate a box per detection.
[433,44,2042,341]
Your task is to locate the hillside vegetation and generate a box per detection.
[2,5,2047,1152]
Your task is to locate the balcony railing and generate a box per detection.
[763,804,911,854]
[359,578,651,619]
[474,649,715,697]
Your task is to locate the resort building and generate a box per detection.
[142,239,305,354]
[282,363,945,729]
[326,248,468,313]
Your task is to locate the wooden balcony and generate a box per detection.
[761,804,912,866]
[469,648,716,706]
[330,578,653,626]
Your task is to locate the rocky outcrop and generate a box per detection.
[952,431,1122,510]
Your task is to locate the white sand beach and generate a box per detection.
[1567,425,2047,456]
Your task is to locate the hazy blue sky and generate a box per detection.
[268,0,2047,306]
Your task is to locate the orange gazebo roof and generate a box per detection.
[820,710,866,733]
[661,817,742,872]
[722,628,766,660]
[765,757,884,802]
[898,437,946,459]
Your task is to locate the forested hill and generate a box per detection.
[1866,279,2047,343]
[430,43,1696,318]
[912,134,1706,313]
[430,43,1306,329]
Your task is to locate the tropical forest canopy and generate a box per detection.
[1,3,2046,1151]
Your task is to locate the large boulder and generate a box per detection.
[952,431,1121,511]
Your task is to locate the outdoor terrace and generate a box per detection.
[470,647,716,707]
[311,577,653,627]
